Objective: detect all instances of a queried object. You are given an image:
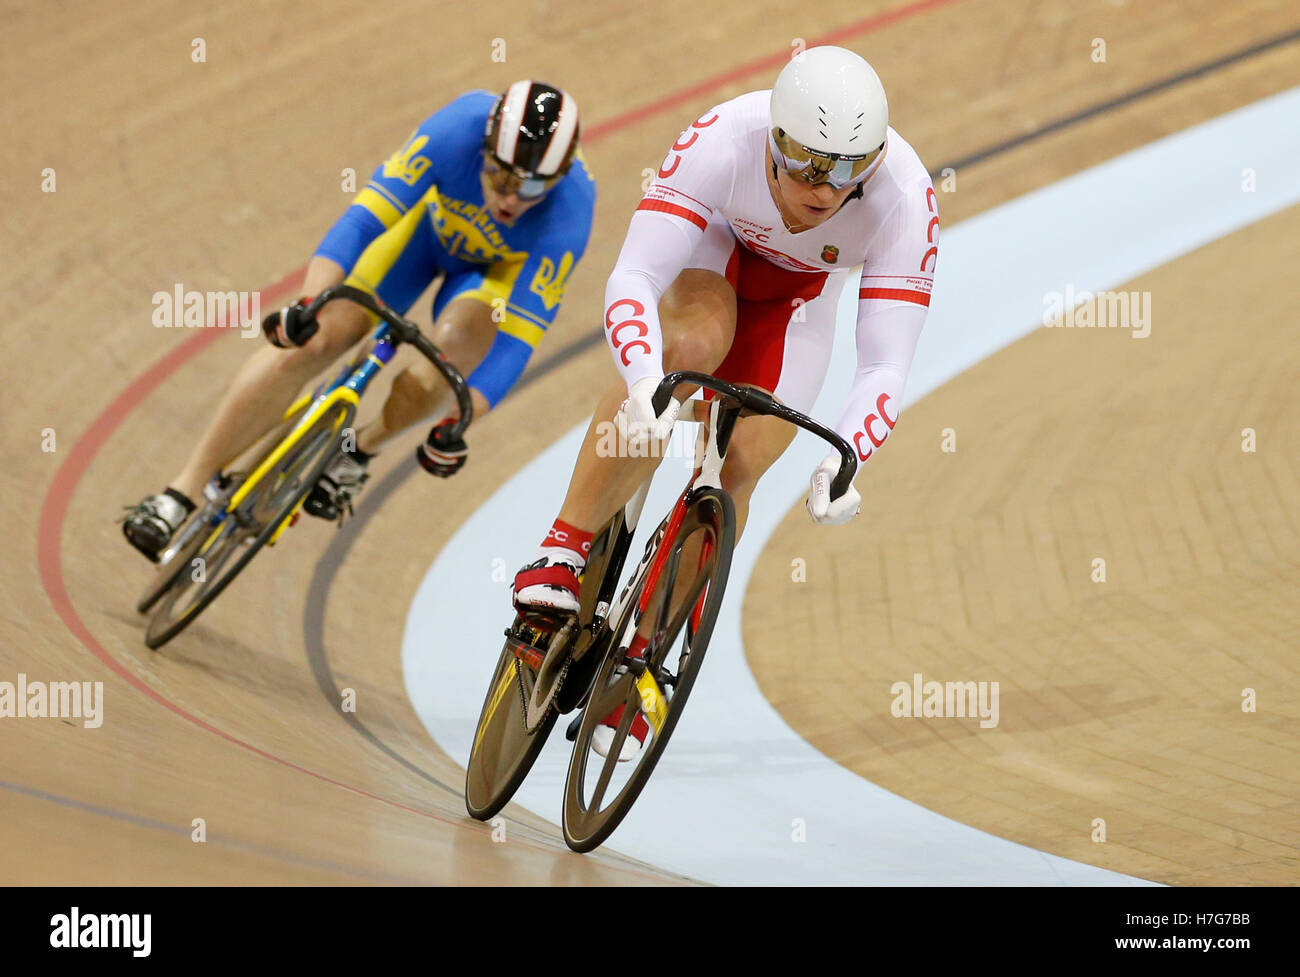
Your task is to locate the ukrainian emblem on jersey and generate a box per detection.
[382,132,433,186]
[821,244,840,264]
[530,252,576,310]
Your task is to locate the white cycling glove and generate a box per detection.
[615,376,681,453]
[807,453,862,525]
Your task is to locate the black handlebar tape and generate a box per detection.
[827,449,857,503]
[650,380,675,418]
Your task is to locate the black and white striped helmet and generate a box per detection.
[484,80,581,178]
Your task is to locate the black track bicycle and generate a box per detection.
[464,371,855,851]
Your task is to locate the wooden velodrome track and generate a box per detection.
[3,0,1297,884]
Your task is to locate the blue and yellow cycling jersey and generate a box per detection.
[314,90,596,406]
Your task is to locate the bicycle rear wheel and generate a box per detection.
[143,399,353,649]
[561,487,734,852]
[465,617,574,821]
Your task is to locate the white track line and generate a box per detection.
[403,87,1300,884]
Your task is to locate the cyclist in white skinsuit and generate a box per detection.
[514,46,940,759]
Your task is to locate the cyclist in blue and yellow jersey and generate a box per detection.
[123,81,595,559]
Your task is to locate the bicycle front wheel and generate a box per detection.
[143,399,353,649]
[134,497,224,615]
[561,486,735,852]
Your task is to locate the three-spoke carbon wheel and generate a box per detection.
[561,487,734,852]
[143,400,353,649]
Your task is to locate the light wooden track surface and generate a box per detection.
[1,0,1296,883]
[746,205,1300,886]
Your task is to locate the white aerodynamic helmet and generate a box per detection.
[769,46,889,188]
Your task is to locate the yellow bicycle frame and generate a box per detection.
[194,386,359,557]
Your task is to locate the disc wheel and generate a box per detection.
[561,487,734,852]
[143,400,352,649]
[464,617,574,821]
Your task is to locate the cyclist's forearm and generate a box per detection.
[834,301,926,472]
[301,255,347,298]
[835,364,907,475]
[604,269,665,388]
[602,210,704,388]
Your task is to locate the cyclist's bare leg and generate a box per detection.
[715,411,798,538]
[556,270,737,534]
[167,257,366,502]
[352,296,497,453]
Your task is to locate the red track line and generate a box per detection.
[33,271,617,848]
[584,0,960,141]
[35,0,948,860]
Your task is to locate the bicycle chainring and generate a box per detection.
[512,618,576,734]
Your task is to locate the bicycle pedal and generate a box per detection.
[515,607,574,635]
[565,714,582,742]
[302,492,338,521]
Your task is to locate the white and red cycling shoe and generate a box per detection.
[512,519,595,616]
[512,548,584,615]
